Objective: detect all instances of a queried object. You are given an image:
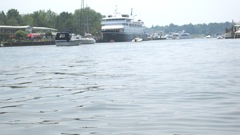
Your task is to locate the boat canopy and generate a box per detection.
[26,33,41,38]
[55,32,71,41]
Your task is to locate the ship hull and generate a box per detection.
[102,32,147,42]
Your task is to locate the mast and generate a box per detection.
[86,5,89,34]
[80,0,85,35]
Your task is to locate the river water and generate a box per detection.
[0,39,240,135]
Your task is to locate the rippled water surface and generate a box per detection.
[1,39,240,135]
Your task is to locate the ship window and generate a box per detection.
[102,29,122,32]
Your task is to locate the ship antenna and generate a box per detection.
[131,8,133,16]
[115,5,118,14]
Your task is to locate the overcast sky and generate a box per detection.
[1,0,240,27]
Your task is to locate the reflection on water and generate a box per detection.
[1,39,240,135]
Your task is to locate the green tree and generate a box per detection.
[56,12,73,32]
[2,8,104,37]
[73,9,81,34]
[0,11,7,25]
[45,10,57,28]
[6,9,22,25]
[15,30,27,41]
[32,10,48,27]
[151,22,233,35]
[74,7,103,35]
[22,14,33,26]
[86,7,102,36]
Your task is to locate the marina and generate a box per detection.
[0,1,240,134]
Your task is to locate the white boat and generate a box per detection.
[178,31,191,39]
[225,24,240,39]
[55,32,80,46]
[206,35,211,38]
[132,37,143,42]
[80,33,96,44]
[217,35,224,39]
[164,31,191,40]
[101,8,147,42]
[234,27,240,38]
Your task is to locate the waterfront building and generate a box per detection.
[0,25,57,41]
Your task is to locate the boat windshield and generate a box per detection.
[55,33,71,41]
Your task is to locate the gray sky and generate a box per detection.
[1,0,240,27]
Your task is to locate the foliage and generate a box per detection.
[151,22,233,35]
[14,30,27,40]
[45,31,53,38]
[55,12,73,32]
[6,9,22,25]
[45,10,57,28]
[0,8,103,36]
[22,14,33,25]
[31,10,49,27]
[78,7,103,35]
[0,11,7,25]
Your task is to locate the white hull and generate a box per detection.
[56,40,80,46]
[80,38,96,44]
[164,32,191,40]
[132,37,143,42]
[178,35,191,39]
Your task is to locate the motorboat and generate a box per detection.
[79,33,96,44]
[132,37,143,42]
[55,32,80,46]
[206,35,211,38]
[217,35,224,39]
[164,31,191,40]
[178,32,191,39]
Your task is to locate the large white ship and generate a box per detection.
[101,9,147,42]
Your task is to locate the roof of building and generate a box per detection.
[0,25,57,31]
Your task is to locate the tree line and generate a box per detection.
[0,8,103,36]
[151,22,233,35]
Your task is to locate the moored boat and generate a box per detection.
[225,24,240,39]
[164,30,191,40]
[217,35,224,39]
[101,8,147,42]
[80,33,96,44]
[55,32,80,46]
[132,37,143,42]
[206,35,211,38]
[178,31,191,39]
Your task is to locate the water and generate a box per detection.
[1,39,240,135]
